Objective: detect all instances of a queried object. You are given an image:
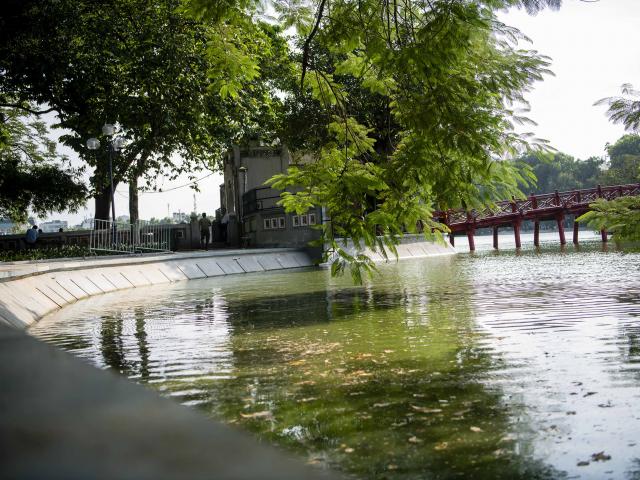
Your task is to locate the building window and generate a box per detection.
[264,216,286,230]
[292,213,317,228]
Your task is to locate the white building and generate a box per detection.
[40,220,68,233]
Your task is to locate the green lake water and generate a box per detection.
[31,234,640,479]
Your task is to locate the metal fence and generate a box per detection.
[90,219,172,254]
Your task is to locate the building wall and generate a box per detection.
[243,207,322,249]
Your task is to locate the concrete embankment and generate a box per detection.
[0,248,315,329]
[0,237,455,329]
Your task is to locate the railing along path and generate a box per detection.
[435,183,640,251]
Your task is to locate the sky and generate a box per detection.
[41,0,640,226]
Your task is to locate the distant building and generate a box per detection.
[0,218,18,235]
[40,220,68,233]
[220,144,322,249]
[172,211,189,223]
[80,218,94,230]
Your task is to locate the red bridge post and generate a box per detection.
[467,229,475,251]
[596,185,608,242]
[466,211,475,251]
[554,191,566,245]
[444,212,454,246]
[531,194,540,247]
[556,214,566,245]
[493,226,499,249]
[513,221,522,248]
[511,197,521,248]
[573,219,579,244]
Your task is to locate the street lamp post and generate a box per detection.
[87,124,125,245]
[238,166,247,239]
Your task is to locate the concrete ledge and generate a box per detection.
[324,234,456,266]
[0,249,316,329]
[0,323,338,480]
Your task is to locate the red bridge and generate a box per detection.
[436,183,640,251]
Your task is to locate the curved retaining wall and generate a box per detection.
[0,248,316,329]
[0,238,455,329]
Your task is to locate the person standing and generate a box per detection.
[198,213,212,250]
[25,225,39,248]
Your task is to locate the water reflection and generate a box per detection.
[30,237,640,479]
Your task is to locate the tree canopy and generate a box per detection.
[0,0,288,222]
[0,106,87,222]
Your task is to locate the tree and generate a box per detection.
[595,83,640,133]
[600,134,640,185]
[0,105,87,222]
[578,196,640,242]
[579,84,640,240]
[517,151,604,193]
[257,0,555,280]
[0,0,288,223]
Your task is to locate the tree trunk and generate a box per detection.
[129,176,139,225]
[94,185,113,222]
[128,155,148,225]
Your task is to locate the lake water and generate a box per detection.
[31,232,640,479]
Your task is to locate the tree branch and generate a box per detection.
[0,103,57,116]
[300,0,328,92]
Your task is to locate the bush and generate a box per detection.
[577,196,640,241]
[0,245,97,262]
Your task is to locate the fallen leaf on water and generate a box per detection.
[583,391,597,397]
[295,380,316,386]
[408,436,423,444]
[288,360,306,366]
[453,409,471,416]
[591,451,611,462]
[566,411,577,415]
[434,442,448,451]
[470,426,483,433]
[598,402,613,408]
[411,405,443,414]
[577,461,589,467]
[373,402,392,408]
[240,411,273,420]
